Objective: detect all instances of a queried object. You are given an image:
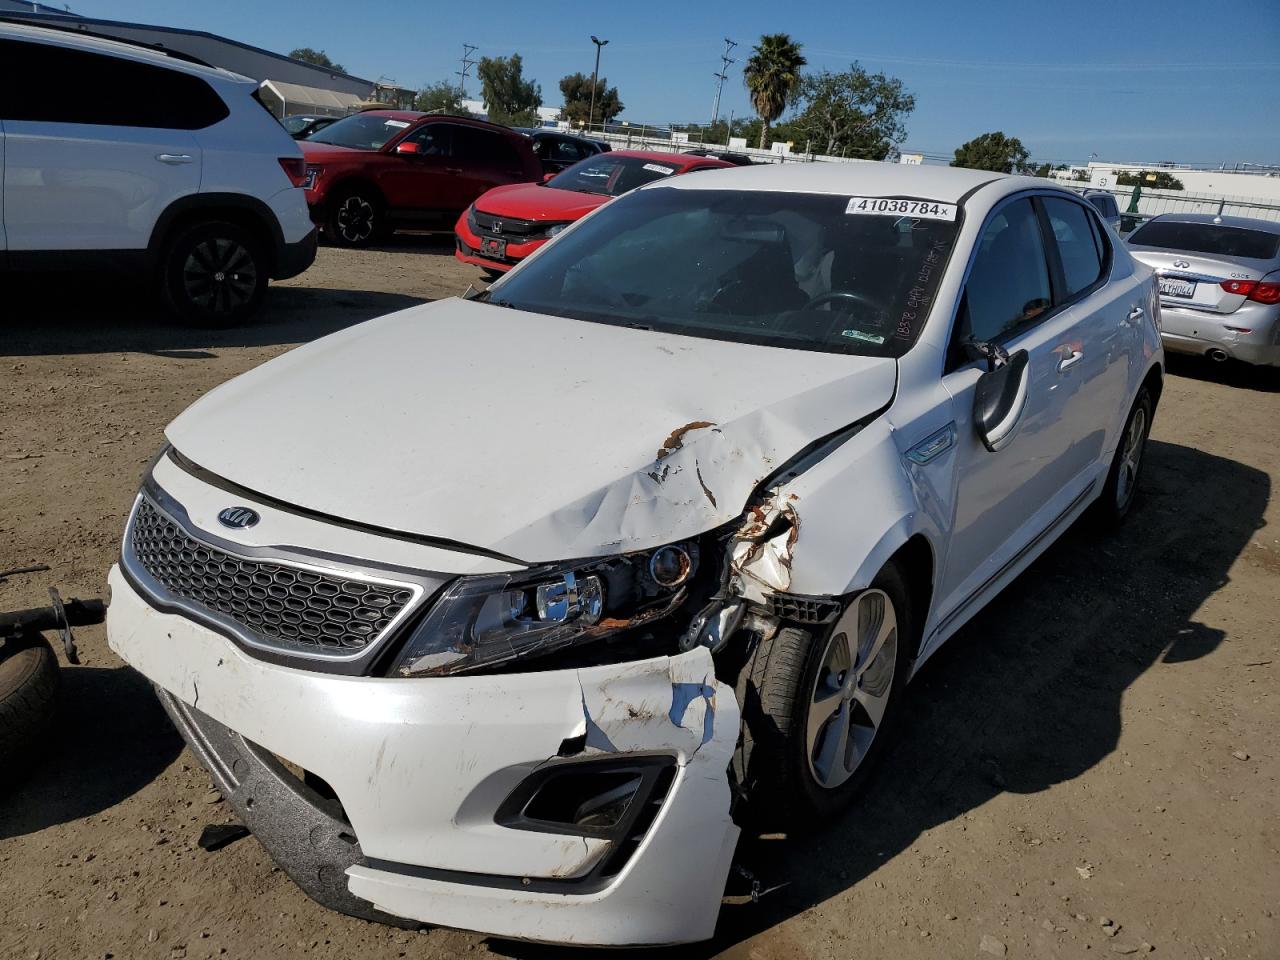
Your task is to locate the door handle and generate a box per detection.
[1127,305,1144,322]
[156,154,193,164]
[1058,349,1084,372]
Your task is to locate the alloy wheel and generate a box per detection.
[336,196,375,243]
[182,238,258,315]
[805,589,898,790]
[1115,406,1147,510]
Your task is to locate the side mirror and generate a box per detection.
[395,141,420,156]
[540,171,556,184]
[973,348,1030,452]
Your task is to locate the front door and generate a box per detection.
[936,195,1111,629]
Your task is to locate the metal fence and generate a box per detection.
[1060,184,1280,225]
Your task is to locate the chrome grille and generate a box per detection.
[129,496,416,655]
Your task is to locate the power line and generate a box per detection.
[456,43,478,97]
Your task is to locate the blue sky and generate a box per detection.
[73,0,1280,165]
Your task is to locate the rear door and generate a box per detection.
[0,38,210,253]
[451,125,532,209]
[936,195,1113,626]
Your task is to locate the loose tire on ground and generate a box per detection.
[737,561,914,824]
[160,220,268,327]
[0,633,60,785]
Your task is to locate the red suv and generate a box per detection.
[300,111,542,246]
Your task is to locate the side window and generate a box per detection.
[453,127,520,168]
[1043,197,1104,298]
[960,198,1052,344]
[402,123,451,157]
[551,139,581,163]
[0,39,228,129]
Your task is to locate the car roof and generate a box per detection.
[653,161,1015,201]
[1142,212,1280,235]
[608,149,728,166]
[0,20,250,84]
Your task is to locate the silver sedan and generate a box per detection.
[1127,214,1280,366]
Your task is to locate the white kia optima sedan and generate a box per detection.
[107,163,1164,946]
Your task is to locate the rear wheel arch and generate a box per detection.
[149,194,281,275]
[1140,361,1164,409]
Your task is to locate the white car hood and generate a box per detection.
[166,300,897,564]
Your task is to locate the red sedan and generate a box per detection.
[455,150,733,273]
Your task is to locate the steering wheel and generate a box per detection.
[801,290,885,314]
[796,290,889,340]
[695,278,746,314]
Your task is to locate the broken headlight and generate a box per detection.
[390,545,698,677]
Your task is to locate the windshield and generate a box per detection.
[1129,220,1280,260]
[486,188,961,358]
[547,155,686,197]
[307,113,413,151]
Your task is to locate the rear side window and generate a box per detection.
[0,39,229,129]
[1087,194,1118,219]
[453,127,521,168]
[1043,197,1105,298]
[961,198,1052,343]
[1128,220,1280,260]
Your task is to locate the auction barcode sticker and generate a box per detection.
[846,197,957,221]
[643,163,675,175]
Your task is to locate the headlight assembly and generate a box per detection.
[390,544,699,677]
[544,223,569,239]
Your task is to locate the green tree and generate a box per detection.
[559,72,624,125]
[787,63,914,159]
[289,47,345,73]
[1117,170,1184,190]
[477,53,542,126]
[415,81,467,115]
[952,131,1031,174]
[742,33,807,150]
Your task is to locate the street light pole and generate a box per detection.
[588,35,609,134]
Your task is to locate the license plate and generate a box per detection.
[479,237,507,259]
[1159,277,1195,299]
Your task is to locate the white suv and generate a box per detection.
[0,22,316,325]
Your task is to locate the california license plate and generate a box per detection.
[479,237,507,259]
[1159,277,1195,299]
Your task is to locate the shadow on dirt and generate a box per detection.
[0,664,181,839]
[0,278,427,358]
[1165,352,1280,393]
[487,438,1268,958]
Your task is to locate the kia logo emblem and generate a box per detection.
[217,506,260,529]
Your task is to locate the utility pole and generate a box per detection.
[588,35,609,134]
[710,37,737,132]
[456,43,478,98]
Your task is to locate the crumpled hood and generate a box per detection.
[475,182,609,221]
[166,300,897,564]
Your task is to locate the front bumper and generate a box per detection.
[1160,302,1280,366]
[107,565,740,945]
[453,221,546,272]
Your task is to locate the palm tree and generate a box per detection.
[742,34,807,150]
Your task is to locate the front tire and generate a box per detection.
[160,220,268,327]
[326,189,384,247]
[738,561,913,823]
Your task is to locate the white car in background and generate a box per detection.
[107,163,1163,945]
[0,21,316,324]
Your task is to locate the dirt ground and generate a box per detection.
[1,237,1277,960]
